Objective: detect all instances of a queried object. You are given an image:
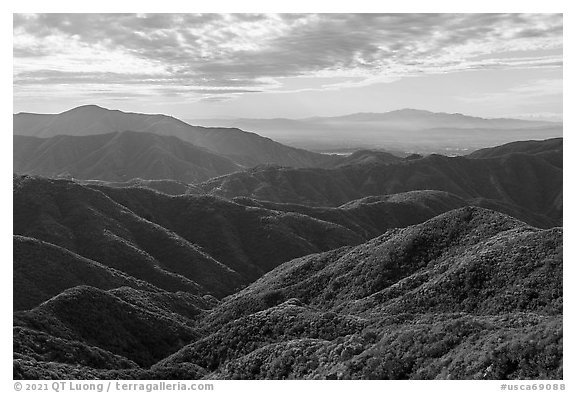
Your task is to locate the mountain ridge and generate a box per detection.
[14,105,340,168]
[198,140,562,223]
[189,109,562,153]
[14,131,243,183]
[13,205,563,379]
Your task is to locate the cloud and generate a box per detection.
[458,78,562,105]
[13,13,563,101]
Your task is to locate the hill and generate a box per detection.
[13,136,563,381]
[13,174,244,297]
[158,207,563,379]
[232,190,557,232]
[14,175,380,295]
[14,207,562,379]
[13,235,159,311]
[199,140,562,223]
[469,138,563,168]
[332,150,402,167]
[14,174,558,303]
[85,184,365,282]
[13,131,242,183]
[14,105,339,168]
[79,178,204,196]
[14,286,200,367]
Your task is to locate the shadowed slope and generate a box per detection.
[85,184,366,281]
[14,105,339,168]
[14,131,242,183]
[13,235,158,311]
[14,286,200,367]
[13,175,243,297]
[199,146,562,222]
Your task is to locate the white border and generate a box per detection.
[3,3,572,391]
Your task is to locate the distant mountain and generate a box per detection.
[306,108,559,129]
[14,105,339,168]
[199,138,562,223]
[14,131,242,183]
[190,109,562,153]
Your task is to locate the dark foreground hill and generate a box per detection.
[14,175,246,298]
[13,235,159,311]
[199,140,562,223]
[156,207,563,380]
[14,105,339,168]
[14,207,562,379]
[14,173,558,304]
[12,137,563,379]
[13,131,242,183]
[13,175,373,297]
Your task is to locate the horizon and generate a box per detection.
[13,103,563,123]
[14,13,563,122]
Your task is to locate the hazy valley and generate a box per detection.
[190,109,562,154]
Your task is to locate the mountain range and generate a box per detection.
[198,138,562,224]
[12,105,563,380]
[14,131,242,183]
[14,205,562,379]
[189,109,562,153]
[14,105,339,168]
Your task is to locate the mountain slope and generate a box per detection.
[86,184,365,281]
[13,175,244,297]
[469,138,563,168]
[14,105,339,168]
[14,131,242,183]
[333,150,402,167]
[79,178,204,196]
[14,173,557,301]
[201,207,559,324]
[233,190,557,232]
[13,235,159,311]
[160,207,563,380]
[13,175,373,291]
[14,286,200,367]
[14,207,562,379]
[199,145,562,222]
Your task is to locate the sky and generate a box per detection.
[13,13,563,121]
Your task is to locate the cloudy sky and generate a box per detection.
[13,13,563,120]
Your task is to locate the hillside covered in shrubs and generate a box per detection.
[13,138,563,380]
